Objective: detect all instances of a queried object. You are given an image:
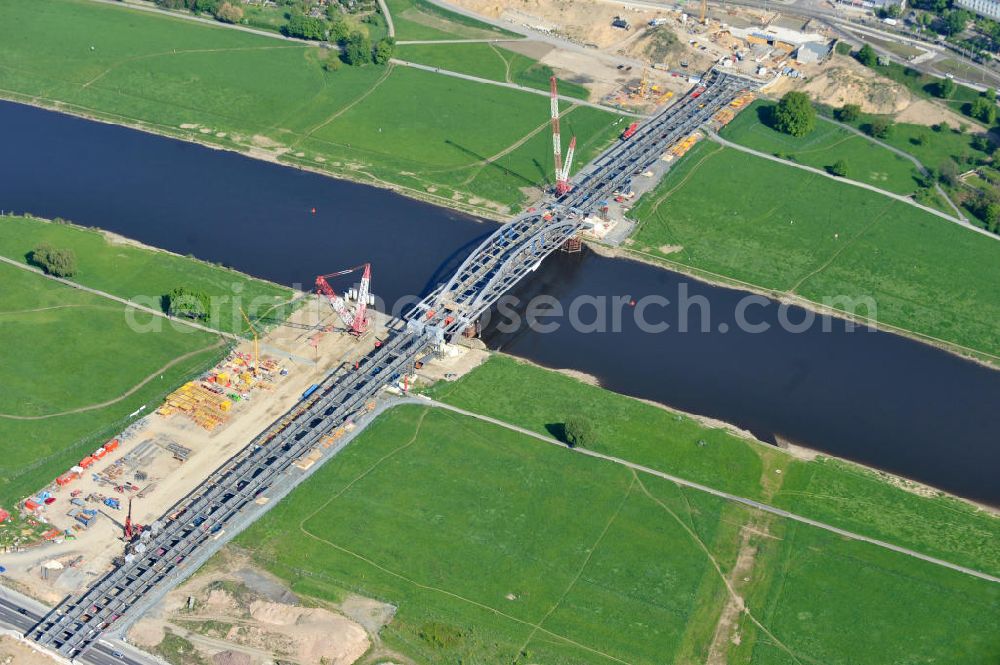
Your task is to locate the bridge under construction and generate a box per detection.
[28,69,757,661]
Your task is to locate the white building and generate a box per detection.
[956,0,1000,20]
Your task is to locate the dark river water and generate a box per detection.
[2,100,998,505]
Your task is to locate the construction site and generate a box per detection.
[2,264,485,608]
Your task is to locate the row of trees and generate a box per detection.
[154,0,242,24]
[283,12,395,66]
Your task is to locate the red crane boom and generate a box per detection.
[550,77,576,196]
[315,263,372,336]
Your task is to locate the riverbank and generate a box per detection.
[588,241,1000,369]
[0,91,511,223]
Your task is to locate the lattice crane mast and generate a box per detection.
[315,263,372,336]
[549,77,577,197]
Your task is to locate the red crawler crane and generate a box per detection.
[550,76,577,196]
[315,263,372,336]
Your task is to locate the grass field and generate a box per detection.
[385,0,520,41]
[629,141,1000,359]
[0,0,618,214]
[431,356,1000,576]
[721,101,923,196]
[395,42,590,99]
[239,405,743,663]
[0,215,293,512]
[236,396,1000,663]
[0,261,222,512]
[824,108,993,175]
[733,515,1000,664]
[0,216,293,334]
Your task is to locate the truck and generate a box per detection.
[621,122,639,139]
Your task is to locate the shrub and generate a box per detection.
[373,37,395,65]
[29,243,77,278]
[828,159,849,177]
[214,1,242,23]
[563,417,595,448]
[165,287,210,319]
[856,44,878,66]
[835,103,861,122]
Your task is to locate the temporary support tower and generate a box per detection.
[239,306,260,374]
[124,498,134,541]
[550,77,576,196]
[316,263,372,336]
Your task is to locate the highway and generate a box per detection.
[0,592,152,665]
[20,69,756,661]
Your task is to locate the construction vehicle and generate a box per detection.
[315,263,372,336]
[549,77,577,196]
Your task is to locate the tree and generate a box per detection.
[165,287,210,319]
[985,87,996,100]
[937,159,959,186]
[29,243,77,278]
[214,1,242,23]
[835,103,861,122]
[772,91,816,137]
[343,32,372,65]
[192,0,220,13]
[983,201,1000,233]
[856,43,878,67]
[937,76,956,98]
[328,18,351,43]
[972,134,994,153]
[283,13,327,40]
[373,37,395,65]
[970,97,997,123]
[563,418,595,448]
[828,159,849,177]
[867,117,893,138]
[945,9,970,35]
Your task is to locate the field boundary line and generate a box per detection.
[0,254,237,340]
[390,58,644,117]
[410,399,1000,584]
[297,407,630,664]
[787,197,894,294]
[515,474,636,656]
[707,131,998,241]
[0,339,224,421]
[816,114,969,222]
[294,63,397,146]
[634,475,808,665]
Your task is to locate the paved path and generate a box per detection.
[410,397,1000,584]
[391,58,645,117]
[89,0,314,44]
[817,114,970,223]
[0,254,239,340]
[376,0,395,38]
[707,131,1000,241]
[396,38,523,44]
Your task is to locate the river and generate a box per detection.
[2,100,998,505]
